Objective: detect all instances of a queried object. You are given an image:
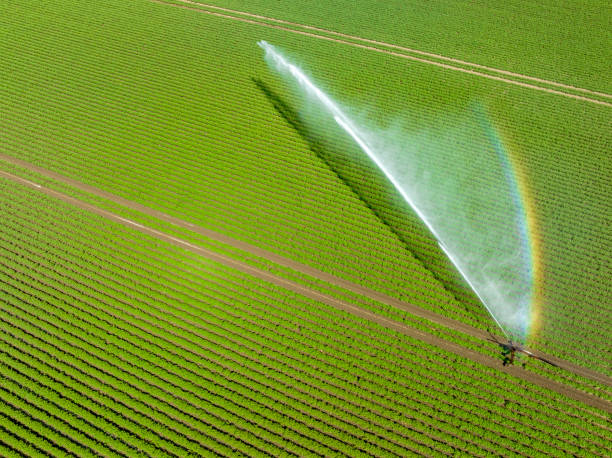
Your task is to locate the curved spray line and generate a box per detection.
[335,116,509,339]
[259,40,511,339]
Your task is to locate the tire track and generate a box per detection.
[1,153,611,390]
[0,167,610,413]
[166,0,612,100]
[149,0,612,107]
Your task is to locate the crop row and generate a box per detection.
[0,7,512,331]
[2,177,609,424]
[161,0,611,93]
[0,101,491,337]
[1,178,607,404]
[3,17,608,380]
[7,0,601,386]
[0,74,460,311]
[0,269,430,456]
[0,225,477,456]
[0,219,438,454]
[0,169,495,361]
[1,182,608,454]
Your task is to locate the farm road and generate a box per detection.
[151,0,612,107]
[0,153,610,390]
[0,161,610,413]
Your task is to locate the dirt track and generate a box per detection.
[149,0,612,107]
[172,0,612,100]
[1,153,610,389]
[0,163,610,414]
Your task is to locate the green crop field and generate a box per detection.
[1,0,610,456]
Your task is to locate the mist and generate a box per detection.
[259,40,533,343]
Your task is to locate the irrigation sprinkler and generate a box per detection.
[259,41,539,368]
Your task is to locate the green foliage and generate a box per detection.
[199,0,612,93]
[0,0,610,455]
[0,172,610,456]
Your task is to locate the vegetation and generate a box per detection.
[1,178,610,455]
[2,0,610,371]
[0,0,610,455]
[196,0,612,93]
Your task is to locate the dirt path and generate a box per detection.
[1,153,610,389]
[149,0,612,107]
[172,0,612,99]
[0,166,610,413]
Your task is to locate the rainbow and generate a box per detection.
[473,103,543,345]
[260,40,543,344]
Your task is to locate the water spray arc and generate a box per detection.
[332,114,510,339]
[259,41,533,344]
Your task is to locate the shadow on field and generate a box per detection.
[252,77,486,321]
